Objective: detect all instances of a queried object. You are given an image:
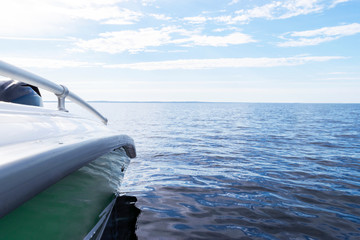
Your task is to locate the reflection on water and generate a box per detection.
[102,195,141,240]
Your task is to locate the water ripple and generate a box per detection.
[99,103,360,239]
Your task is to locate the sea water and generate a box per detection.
[1,102,359,239]
[97,102,360,240]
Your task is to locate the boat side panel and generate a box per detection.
[0,135,134,218]
[0,102,136,218]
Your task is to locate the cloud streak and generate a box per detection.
[2,55,344,70]
[74,27,184,54]
[105,56,345,70]
[174,32,257,47]
[2,57,102,69]
[74,27,255,53]
[69,7,143,25]
[278,23,360,47]
[185,0,331,25]
[184,0,352,26]
[330,0,350,8]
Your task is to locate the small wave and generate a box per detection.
[309,141,342,148]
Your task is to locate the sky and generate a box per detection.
[1,0,359,102]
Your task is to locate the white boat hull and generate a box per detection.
[0,102,136,218]
[0,148,131,239]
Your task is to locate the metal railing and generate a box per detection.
[0,60,108,125]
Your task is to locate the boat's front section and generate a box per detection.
[0,148,132,240]
[0,61,136,239]
[0,102,136,239]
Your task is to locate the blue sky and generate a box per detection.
[1,0,359,102]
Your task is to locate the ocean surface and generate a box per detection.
[2,102,359,240]
[95,102,360,240]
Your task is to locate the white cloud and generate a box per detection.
[290,23,360,37]
[176,32,256,47]
[74,27,182,54]
[330,0,350,8]
[240,2,282,20]
[187,0,340,25]
[149,14,172,21]
[183,16,208,24]
[141,0,156,6]
[9,55,339,71]
[321,77,360,81]
[68,7,143,25]
[0,36,73,41]
[105,56,345,70]
[0,1,68,36]
[2,57,102,69]
[327,71,355,75]
[51,0,126,7]
[75,27,255,53]
[229,0,239,5]
[233,0,323,22]
[278,23,360,47]
[0,0,141,36]
[278,0,323,19]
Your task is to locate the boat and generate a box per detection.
[0,60,136,239]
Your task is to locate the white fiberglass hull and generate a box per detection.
[0,102,136,219]
[0,148,130,240]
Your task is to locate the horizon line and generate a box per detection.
[43,101,360,104]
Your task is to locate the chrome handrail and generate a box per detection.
[0,60,108,125]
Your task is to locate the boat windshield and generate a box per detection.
[0,80,43,107]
